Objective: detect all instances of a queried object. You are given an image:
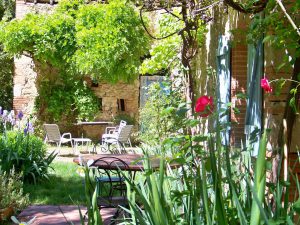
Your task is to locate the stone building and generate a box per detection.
[12,0,141,140]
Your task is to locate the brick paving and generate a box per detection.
[18,205,117,225]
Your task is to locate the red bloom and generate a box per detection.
[261,78,272,93]
[195,96,214,117]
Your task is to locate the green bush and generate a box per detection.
[0,130,56,183]
[113,113,136,126]
[139,80,186,146]
[0,168,29,212]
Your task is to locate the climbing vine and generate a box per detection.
[0,0,149,122]
[0,0,14,109]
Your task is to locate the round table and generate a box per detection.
[73,154,181,172]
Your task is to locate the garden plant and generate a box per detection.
[0,107,56,183]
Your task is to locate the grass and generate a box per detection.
[23,161,86,205]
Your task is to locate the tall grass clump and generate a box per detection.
[127,86,300,224]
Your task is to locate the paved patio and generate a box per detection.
[14,145,137,225]
[18,205,117,225]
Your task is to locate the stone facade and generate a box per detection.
[13,0,56,118]
[13,55,38,118]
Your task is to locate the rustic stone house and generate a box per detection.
[12,0,142,140]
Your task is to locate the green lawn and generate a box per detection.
[23,161,86,205]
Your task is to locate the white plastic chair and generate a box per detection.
[103,120,127,138]
[101,125,133,153]
[43,124,73,154]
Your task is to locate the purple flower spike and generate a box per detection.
[0,107,2,115]
[18,111,24,120]
[24,121,34,135]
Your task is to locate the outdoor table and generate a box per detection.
[76,121,114,126]
[75,121,114,152]
[73,153,181,172]
[72,138,92,154]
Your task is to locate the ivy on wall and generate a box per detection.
[0,0,14,109]
[0,0,149,122]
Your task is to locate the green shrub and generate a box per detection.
[139,80,186,146]
[0,168,29,212]
[0,130,56,183]
[113,113,136,126]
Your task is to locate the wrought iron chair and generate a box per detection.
[89,157,131,223]
[43,124,73,154]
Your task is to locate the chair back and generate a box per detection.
[91,157,130,198]
[44,124,61,142]
[115,120,127,134]
[117,125,133,144]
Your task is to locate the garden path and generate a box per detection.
[18,205,117,225]
[17,146,126,225]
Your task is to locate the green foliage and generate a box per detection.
[0,168,29,211]
[74,0,149,82]
[0,0,149,82]
[0,0,14,110]
[126,126,299,224]
[139,8,207,75]
[0,0,149,123]
[139,80,186,146]
[35,76,100,122]
[0,130,56,183]
[247,2,300,70]
[0,52,13,109]
[0,0,15,21]
[140,11,183,75]
[113,113,136,126]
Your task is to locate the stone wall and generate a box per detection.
[13,55,38,117]
[13,0,56,118]
[83,78,140,140]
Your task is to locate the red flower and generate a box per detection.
[195,96,214,117]
[261,78,272,93]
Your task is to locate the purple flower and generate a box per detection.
[24,121,34,135]
[17,111,24,120]
[0,106,2,115]
[7,110,14,123]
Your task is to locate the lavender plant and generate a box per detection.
[0,106,56,183]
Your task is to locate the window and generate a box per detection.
[117,99,126,111]
[91,81,99,87]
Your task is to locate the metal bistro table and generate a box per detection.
[73,153,181,172]
[75,121,114,153]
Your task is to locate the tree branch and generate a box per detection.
[275,0,300,37]
[223,0,268,13]
[140,6,183,40]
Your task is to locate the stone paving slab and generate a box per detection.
[18,205,68,225]
[18,205,118,225]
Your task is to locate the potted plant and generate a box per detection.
[0,168,29,222]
